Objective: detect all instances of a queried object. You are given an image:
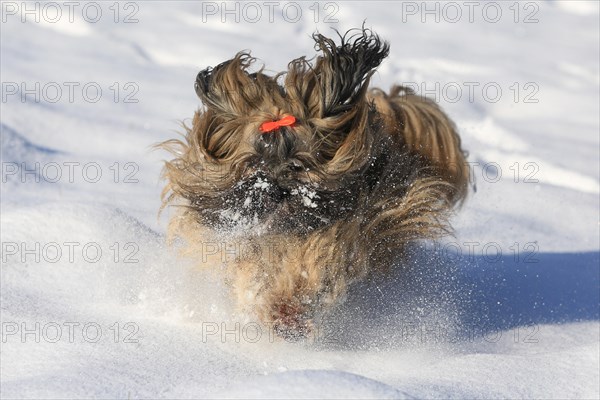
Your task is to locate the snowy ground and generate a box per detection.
[1,1,599,398]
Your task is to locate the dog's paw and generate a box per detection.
[270,302,313,341]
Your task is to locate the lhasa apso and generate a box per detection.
[159,28,469,340]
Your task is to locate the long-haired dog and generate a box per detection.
[159,28,469,340]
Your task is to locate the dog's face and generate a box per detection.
[166,30,390,234]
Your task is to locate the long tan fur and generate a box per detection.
[158,29,469,339]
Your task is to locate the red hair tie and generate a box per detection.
[260,115,296,134]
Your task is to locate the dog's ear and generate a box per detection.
[286,28,389,118]
[195,53,276,116]
[314,28,389,116]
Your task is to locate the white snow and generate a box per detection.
[253,177,271,190]
[1,1,598,399]
[291,186,319,208]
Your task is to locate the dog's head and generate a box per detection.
[163,28,391,234]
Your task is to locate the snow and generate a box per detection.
[291,186,319,208]
[1,1,599,398]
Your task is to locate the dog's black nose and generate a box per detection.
[271,161,304,191]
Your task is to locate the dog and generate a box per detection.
[159,28,469,340]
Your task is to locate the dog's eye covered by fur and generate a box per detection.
[159,27,469,339]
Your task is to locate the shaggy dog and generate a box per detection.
[159,28,469,339]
